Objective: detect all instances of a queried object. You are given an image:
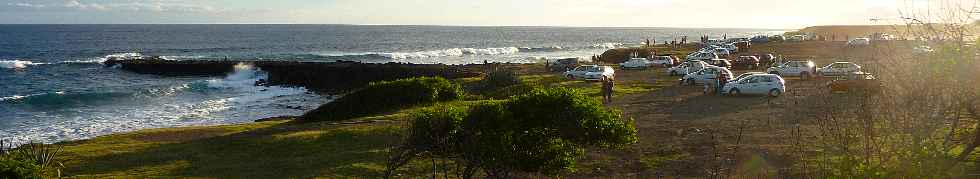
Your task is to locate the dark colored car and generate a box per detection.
[756,54,776,66]
[547,58,580,72]
[732,56,761,70]
[708,59,732,68]
[829,72,882,94]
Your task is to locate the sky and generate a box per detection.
[0,0,973,29]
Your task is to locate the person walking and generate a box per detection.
[602,78,615,104]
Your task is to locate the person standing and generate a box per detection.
[602,78,614,104]
[718,71,729,95]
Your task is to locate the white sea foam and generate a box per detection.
[0,63,327,147]
[378,47,519,59]
[0,60,48,69]
[592,43,624,49]
[60,53,146,64]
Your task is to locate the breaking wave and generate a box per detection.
[378,47,520,59]
[0,60,48,69]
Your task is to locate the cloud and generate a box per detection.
[4,0,220,13]
[7,2,46,8]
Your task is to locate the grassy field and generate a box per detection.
[53,68,662,178]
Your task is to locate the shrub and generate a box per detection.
[386,87,638,178]
[302,77,463,122]
[0,158,42,179]
[477,68,520,91]
[0,141,62,179]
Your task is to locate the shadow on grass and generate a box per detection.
[63,122,412,178]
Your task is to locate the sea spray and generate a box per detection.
[0,60,48,69]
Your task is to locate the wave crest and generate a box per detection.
[378,47,519,59]
[0,60,48,69]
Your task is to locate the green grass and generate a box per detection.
[52,70,658,178]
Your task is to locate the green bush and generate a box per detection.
[387,87,638,177]
[302,77,464,122]
[477,68,521,91]
[0,158,42,179]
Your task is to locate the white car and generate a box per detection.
[564,65,615,81]
[847,38,871,46]
[817,62,861,76]
[732,72,767,82]
[667,60,709,76]
[620,58,652,69]
[649,56,675,67]
[681,66,734,86]
[722,74,786,97]
[767,60,817,80]
[686,52,719,61]
[913,46,934,54]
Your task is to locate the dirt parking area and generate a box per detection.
[568,64,844,178]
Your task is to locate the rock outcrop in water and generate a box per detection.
[104,58,481,93]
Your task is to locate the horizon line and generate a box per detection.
[0,23,815,30]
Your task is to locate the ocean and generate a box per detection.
[0,24,784,146]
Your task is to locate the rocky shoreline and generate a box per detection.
[105,58,483,93]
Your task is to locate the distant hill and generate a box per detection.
[793,25,908,40]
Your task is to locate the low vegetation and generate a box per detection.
[302,77,464,122]
[0,141,64,178]
[386,87,638,178]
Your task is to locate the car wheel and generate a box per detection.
[670,71,677,76]
[769,89,782,97]
[566,74,574,79]
[800,72,810,80]
[729,88,740,96]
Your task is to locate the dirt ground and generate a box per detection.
[552,41,899,178]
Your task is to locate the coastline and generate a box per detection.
[47,36,930,177]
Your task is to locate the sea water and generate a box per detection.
[0,24,784,146]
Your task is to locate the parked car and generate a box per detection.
[686,52,719,61]
[847,38,871,46]
[913,46,934,54]
[722,74,786,97]
[548,58,580,72]
[829,72,881,93]
[769,35,785,42]
[767,60,817,80]
[620,58,652,69]
[707,59,732,69]
[788,35,806,42]
[650,56,676,67]
[732,56,761,70]
[757,54,777,66]
[751,35,770,43]
[681,66,734,86]
[712,48,732,57]
[565,65,615,81]
[732,72,767,82]
[720,44,739,53]
[817,62,861,77]
[667,60,709,76]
